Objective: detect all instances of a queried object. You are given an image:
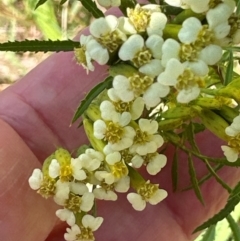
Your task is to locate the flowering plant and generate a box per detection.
[3,0,240,240]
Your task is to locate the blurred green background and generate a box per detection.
[0,0,91,87]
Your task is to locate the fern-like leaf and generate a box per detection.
[0,39,80,53]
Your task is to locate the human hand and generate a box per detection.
[0,27,239,241]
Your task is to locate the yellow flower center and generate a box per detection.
[132,48,152,68]
[177,69,205,90]
[110,161,128,178]
[38,176,56,198]
[105,121,124,143]
[228,133,240,152]
[129,74,153,95]
[137,181,158,200]
[65,192,82,212]
[128,6,151,32]
[98,30,124,52]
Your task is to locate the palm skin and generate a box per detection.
[0,47,239,241]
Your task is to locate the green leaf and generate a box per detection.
[183,164,223,191]
[193,182,240,233]
[237,0,240,15]
[0,40,80,53]
[188,154,205,205]
[119,0,136,15]
[172,148,179,192]
[78,0,104,18]
[226,214,240,241]
[35,0,48,9]
[72,76,113,123]
[199,225,216,241]
[27,0,62,40]
[60,0,68,4]
[224,51,234,86]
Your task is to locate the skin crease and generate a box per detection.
[1,5,240,241]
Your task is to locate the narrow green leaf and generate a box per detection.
[224,51,234,86]
[200,225,216,241]
[72,76,113,123]
[119,0,136,15]
[237,0,240,15]
[35,0,48,9]
[182,164,223,191]
[78,0,104,18]
[188,154,205,205]
[0,40,80,53]
[193,183,240,233]
[229,181,240,200]
[172,147,179,192]
[226,214,240,241]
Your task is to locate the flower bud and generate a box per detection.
[158,118,183,131]
[83,117,106,152]
[55,148,71,165]
[197,108,229,141]
[85,103,102,122]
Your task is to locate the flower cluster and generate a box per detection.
[29,1,240,240]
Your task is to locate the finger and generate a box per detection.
[0,119,58,241]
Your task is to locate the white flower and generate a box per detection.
[95,170,115,185]
[127,186,167,211]
[28,168,43,190]
[132,153,167,175]
[130,119,164,155]
[82,214,103,232]
[101,98,144,120]
[158,58,208,103]
[64,216,103,241]
[142,82,169,109]
[89,15,126,53]
[56,208,75,226]
[64,224,81,241]
[118,34,164,76]
[48,158,87,181]
[93,112,135,151]
[114,176,130,193]
[127,4,167,36]
[78,148,104,172]
[97,0,121,8]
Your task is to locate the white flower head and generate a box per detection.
[94,112,135,151]
[90,15,127,53]
[127,181,167,211]
[118,34,163,74]
[75,35,95,73]
[127,4,167,36]
[78,148,104,172]
[130,119,164,155]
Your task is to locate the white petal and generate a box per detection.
[146,154,167,175]
[139,59,164,77]
[28,169,43,190]
[139,119,158,134]
[118,34,144,61]
[149,189,168,205]
[106,152,121,165]
[131,155,144,168]
[82,214,104,231]
[115,176,130,193]
[93,120,106,139]
[80,192,95,212]
[49,159,60,179]
[145,35,164,59]
[147,12,167,36]
[131,97,144,120]
[56,209,75,226]
[178,17,202,44]
[198,45,222,65]
[177,87,200,103]
[127,193,146,211]
[161,39,180,67]
[118,17,137,35]
[221,145,239,162]
[70,182,88,195]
